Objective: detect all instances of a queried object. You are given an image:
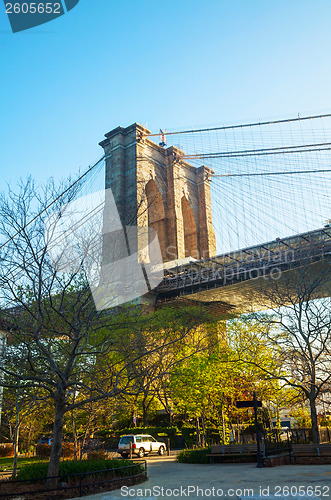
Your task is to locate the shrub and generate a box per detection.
[16,459,144,481]
[62,442,79,458]
[36,442,78,459]
[0,444,14,458]
[35,444,51,458]
[176,447,211,464]
[87,450,107,461]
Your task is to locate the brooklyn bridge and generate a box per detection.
[98,116,331,312]
[1,113,331,313]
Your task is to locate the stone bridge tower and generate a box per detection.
[99,123,216,263]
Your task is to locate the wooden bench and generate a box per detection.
[292,443,331,462]
[207,444,257,463]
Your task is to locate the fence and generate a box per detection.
[0,461,147,499]
[288,427,331,444]
[263,429,292,460]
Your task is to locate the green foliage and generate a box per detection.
[320,416,331,427]
[180,423,196,448]
[176,447,211,464]
[291,407,312,428]
[16,459,143,481]
[180,424,221,447]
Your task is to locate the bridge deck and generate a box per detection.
[156,226,331,310]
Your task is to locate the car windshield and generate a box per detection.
[120,436,133,444]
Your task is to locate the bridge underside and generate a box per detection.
[156,259,331,314]
[155,227,331,313]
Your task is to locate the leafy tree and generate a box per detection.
[2,381,47,477]
[108,306,218,426]
[170,315,294,446]
[170,352,222,446]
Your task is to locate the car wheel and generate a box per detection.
[158,446,165,456]
[121,453,128,458]
[138,447,145,458]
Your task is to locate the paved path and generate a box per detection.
[72,457,331,500]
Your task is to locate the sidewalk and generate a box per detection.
[72,457,331,499]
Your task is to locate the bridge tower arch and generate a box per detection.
[145,178,167,262]
[99,123,216,263]
[181,195,198,258]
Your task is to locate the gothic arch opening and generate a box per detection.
[145,179,167,261]
[181,196,198,258]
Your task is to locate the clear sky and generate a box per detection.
[1,0,331,192]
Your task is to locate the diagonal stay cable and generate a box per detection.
[212,168,331,178]
[0,156,105,253]
[146,113,331,137]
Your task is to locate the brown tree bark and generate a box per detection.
[12,423,20,479]
[47,393,66,487]
[308,395,320,445]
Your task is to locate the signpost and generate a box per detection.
[236,392,264,468]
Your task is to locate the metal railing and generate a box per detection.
[263,429,292,461]
[0,460,147,498]
[157,226,331,297]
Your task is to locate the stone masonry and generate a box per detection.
[99,123,216,263]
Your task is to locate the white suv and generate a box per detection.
[118,434,166,458]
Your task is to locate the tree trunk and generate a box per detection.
[221,403,226,444]
[201,414,206,447]
[12,423,20,479]
[27,426,33,456]
[142,400,147,426]
[12,384,21,479]
[309,396,320,444]
[71,409,78,461]
[47,393,66,487]
[80,409,92,460]
[196,417,201,447]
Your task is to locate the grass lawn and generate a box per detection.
[0,456,48,472]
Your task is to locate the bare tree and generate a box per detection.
[0,178,214,485]
[240,262,331,444]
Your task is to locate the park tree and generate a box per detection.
[232,263,331,444]
[170,320,289,446]
[1,379,48,478]
[227,315,301,428]
[170,351,225,446]
[0,177,110,483]
[0,177,216,484]
[108,305,218,426]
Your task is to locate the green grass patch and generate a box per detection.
[176,447,211,464]
[16,459,144,481]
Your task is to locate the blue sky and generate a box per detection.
[1,0,331,192]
